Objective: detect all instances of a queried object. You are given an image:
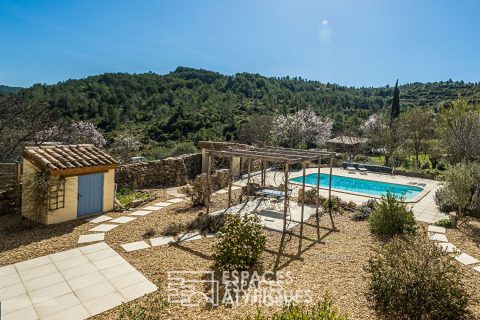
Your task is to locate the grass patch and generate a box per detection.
[116,187,150,206]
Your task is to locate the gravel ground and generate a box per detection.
[2,191,480,319]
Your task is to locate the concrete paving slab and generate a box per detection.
[88,215,113,224]
[150,236,175,247]
[455,253,480,265]
[436,242,458,253]
[0,243,156,319]
[88,224,119,232]
[129,210,152,216]
[109,216,136,224]
[428,232,448,242]
[166,197,184,203]
[152,202,172,207]
[78,233,105,244]
[142,206,161,211]
[428,225,446,234]
[121,241,151,252]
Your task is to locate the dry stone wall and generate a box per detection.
[115,153,202,189]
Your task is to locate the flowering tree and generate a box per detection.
[36,121,106,149]
[270,110,333,148]
[109,133,141,162]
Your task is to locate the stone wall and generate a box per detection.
[115,153,202,189]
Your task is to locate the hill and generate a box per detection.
[17,67,480,153]
[0,85,23,95]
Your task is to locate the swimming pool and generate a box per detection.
[289,173,423,200]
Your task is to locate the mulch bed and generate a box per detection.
[2,190,480,319]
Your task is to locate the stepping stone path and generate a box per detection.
[110,216,136,224]
[427,224,480,272]
[89,215,113,224]
[121,241,151,252]
[0,243,156,320]
[78,233,104,244]
[150,236,175,247]
[89,224,120,233]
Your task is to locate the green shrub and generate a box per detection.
[435,218,453,228]
[243,295,348,320]
[420,161,430,170]
[116,186,149,206]
[213,213,266,271]
[365,233,469,319]
[434,188,456,213]
[368,193,415,236]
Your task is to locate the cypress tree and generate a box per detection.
[390,79,400,126]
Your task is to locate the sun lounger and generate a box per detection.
[345,165,357,173]
[357,165,368,172]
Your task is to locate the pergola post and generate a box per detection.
[228,156,233,208]
[261,161,265,187]
[315,155,321,241]
[206,153,212,214]
[283,162,289,232]
[246,159,252,201]
[328,154,336,229]
[299,160,306,253]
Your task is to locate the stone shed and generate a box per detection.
[21,144,118,224]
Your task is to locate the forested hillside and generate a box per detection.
[0,85,23,95]
[15,67,480,151]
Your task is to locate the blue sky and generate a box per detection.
[1,0,479,87]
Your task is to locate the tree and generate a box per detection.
[390,79,400,126]
[236,115,273,146]
[398,108,434,168]
[270,110,333,148]
[438,98,480,162]
[109,133,141,162]
[36,121,106,148]
[0,96,54,161]
[441,162,480,217]
[362,113,402,166]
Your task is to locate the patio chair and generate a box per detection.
[357,164,368,175]
[345,164,356,174]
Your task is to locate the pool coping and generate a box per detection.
[288,172,431,204]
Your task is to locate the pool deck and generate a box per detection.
[234,167,447,224]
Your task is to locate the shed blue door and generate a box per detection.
[77,173,104,217]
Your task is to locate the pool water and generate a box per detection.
[289,173,423,200]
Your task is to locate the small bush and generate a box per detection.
[368,193,415,236]
[434,188,456,213]
[366,233,469,319]
[435,218,453,228]
[142,228,156,239]
[186,213,226,234]
[213,213,266,271]
[420,161,430,170]
[243,294,348,320]
[322,196,343,214]
[351,199,377,221]
[161,222,185,236]
[298,188,324,205]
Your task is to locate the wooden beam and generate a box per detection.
[206,153,212,214]
[228,157,233,208]
[49,164,117,176]
[299,161,306,253]
[283,163,289,232]
[315,155,321,241]
[328,155,336,229]
[207,150,299,163]
[246,159,252,202]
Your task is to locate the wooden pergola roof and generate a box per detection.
[206,146,334,163]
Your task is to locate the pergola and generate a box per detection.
[204,146,336,264]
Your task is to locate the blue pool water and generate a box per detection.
[289,173,423,200]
